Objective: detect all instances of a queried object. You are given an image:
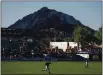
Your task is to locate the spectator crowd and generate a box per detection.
[1,37,102,60]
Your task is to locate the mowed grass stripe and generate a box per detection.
[1,61,102,74]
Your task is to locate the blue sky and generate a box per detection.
[2,1,102,30]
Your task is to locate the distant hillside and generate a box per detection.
[8,7,95,36]
[8,7,83,30]
[7,7,96,46]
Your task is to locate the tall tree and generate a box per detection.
[73,25,82,49]
[95,27,102,45]
[80,26,90,47]
[73,25,92,48]
[73,25,82,42]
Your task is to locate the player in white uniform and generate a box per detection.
[85,58,88,68]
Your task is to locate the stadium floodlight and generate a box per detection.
[3,48,4,51]
[10,39,12,42]
[32,52,34,55]
[43,54,47,56]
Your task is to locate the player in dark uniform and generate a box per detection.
[42,62,51,74]
[85,58,88,68]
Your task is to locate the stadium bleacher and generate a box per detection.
[1,28,102,61]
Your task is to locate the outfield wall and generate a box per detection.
[1,54,102,61]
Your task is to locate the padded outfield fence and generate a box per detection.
[1,53,102,61]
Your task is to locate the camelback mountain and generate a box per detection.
[8,7,95,34]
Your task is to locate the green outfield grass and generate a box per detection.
[1,61,102,74]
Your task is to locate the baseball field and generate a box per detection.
[1,61,102,75]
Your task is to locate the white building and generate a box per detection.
[50,42,81,52]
